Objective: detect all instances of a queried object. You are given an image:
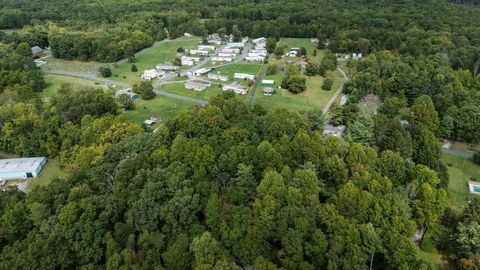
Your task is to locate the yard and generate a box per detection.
[26,159,63,192]
[156,82,224,101]
[41,57,107,74]
[253,71,342,112]
[214,63,262,79]
[277,38,324,63]
[442,153,480,211]
[111,37,201,84]
[43,74,104,97]
[123,95,196,125]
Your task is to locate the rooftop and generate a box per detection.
[0,157,46,173]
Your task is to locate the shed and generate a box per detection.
[261,80,275,86]
[0,157,47,180]
[263,87,274,96]
[31,46,44,57]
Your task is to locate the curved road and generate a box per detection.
[322,67,348,115]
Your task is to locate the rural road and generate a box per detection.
[153,90,208,105]
[441,148,474,158]
[322,67,348,115]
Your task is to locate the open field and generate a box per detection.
[111,37,201,83]
[419,250,452,270]
[26,159,63,192]
[442,153,480,210]
[214,63,262,78]
[253,70,342,112]
[42,57,107,73]
[123,96,196,125]
[156,82,223,101]
[43,74,104,97]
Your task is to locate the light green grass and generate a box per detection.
[42,58,107,73]
[111,37,201,84]
[43,74,103,97]
[123,96,195,125]
[26,159,63,192]
[442,153,480,210]
[253,71,341,112]
[214,63,262,78]
[156,82,224,101]
[418,250,451,270]
[277,38,324,63]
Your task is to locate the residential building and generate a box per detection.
[234,73,255,80]
[247,52,266,57]
[223,83,247,95]
[211,56,233,62]
[115,88,140,100]
[185,80,211,91]
[220,48,240,54]
[31,46,44,58]
[340,94,349,106]
[261,80,274,86]
[190,50,209,56]
[250,49,267,54]
[198,45,216,51]
[0,157,47,180]
[263,87,274,96]
[218,52,237,58]
[142,69,164,80]
[245,56,264,62]
[252,37,266,44]
[184,32,192,37]
[226,42,244,48]
[311,38,319,43]
[181,56,201,62]
[192,68,212,76]
[208,73,229,81]
[255,45,266,50]
[156,62,180,71]
[181,59,194,66]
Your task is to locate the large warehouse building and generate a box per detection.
[0,157,47,180]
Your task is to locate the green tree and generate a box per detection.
[321,78,334,90]
[130,64,137,72]
[305,62,319,76]
[409,95,439,133]
[266,37,276,53]
[133,81,155,100]
[266,63,277,75]
[99,67,112,77]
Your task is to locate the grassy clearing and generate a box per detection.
[123,96,195,125]
[111,37,201,84]
[156,82,224,101]
[43,74,104,97]
[26,159,63,192]
[42,57,107,73]
[277,38,324,63]
[442,153,480,211]
[418,250,452,270]
[214,63,262,77]
[253,70,341,112]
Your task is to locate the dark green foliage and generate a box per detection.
[266,37,276,53]
[133,81,155,100]
[99,67,112,78]
[321,78,333,90]
[474,152,480,165]
[130,64,137,72]
[266,63,277,75]
[304,61,319,76]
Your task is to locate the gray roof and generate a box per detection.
[0,157,46,173]
[31,46,43,54]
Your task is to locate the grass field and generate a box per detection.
[419,250,452,270]
[253,70,342,112]
[214,63,262,78]
[26,159,63,192]
[123,96,196,125]
[156,82,224,101]
[42,57,107,74]
[442,153,480,210]
[43,74,104,97]
[111,37,201,84]
[277,38,324,63]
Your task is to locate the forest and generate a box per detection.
[0,0,479,269]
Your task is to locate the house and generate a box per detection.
[291,47,300,51]
[261,80,274,86]
[144,116,159,126]
[192,68,212,76]
[181,56,201,62]
[198,45,215,51]
[208,39,222,45]
[242,37,249,43]
[322,124,345,138]
[0,157,47,180]
[211,56,233,62]
[156,62,180,71]
[247,52,267,57]
[295,61,308,69]
[223,83,247,95]
[310,38,319,43]
[220,48,240,54]
[185,80,211,91]
[263,87,274,96]
[250,49,267,54]
[181,59,194,66]
[245,56,264,62]
[234,73,255,80]
[115,88,140,100]
[142,69,164,80]
[218,52,237,58]
[190,50,209,56]
[184,33,192,37]
[255,45,266,50]
[208,73,229,81]
[286,51,298,57]
[31,46,44,58]
[226,42,244,48]
[252,37,266,44]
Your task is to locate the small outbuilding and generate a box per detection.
[261,80,275,86]
[31,46,44,58]
[0,157,47,180]
[263,87,274,96]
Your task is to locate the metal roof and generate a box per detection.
[0,157,46,173]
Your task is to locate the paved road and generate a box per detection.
[153,90,207,105]
[322,67,348,115]
[247,64,266,104]
[44,70,131,88]
[441,148,474,158]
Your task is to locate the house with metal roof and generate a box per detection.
[0,157,47,181]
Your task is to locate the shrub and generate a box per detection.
[322,78,334,90]
[474,152,480,165]
[99,67,112,77]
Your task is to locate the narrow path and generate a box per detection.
[322,67,348,115]
[441,148,474,158]
[153,90,208,105]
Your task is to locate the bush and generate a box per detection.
[99,67,112,77]
[266,63,277,75]
[474,152,480,165]
[131,64,138,72]
[322,78,334,90]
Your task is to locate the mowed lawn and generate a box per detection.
[156,82,224,101]
[254,70,342,112]
[111,37,201,84]
[277,38,324,63]
[26,159,63,192]
[442,153,480,211]
[123,96,196,125]
[214,63,262,78]
[43,74,104,97]
[42,57,107,73]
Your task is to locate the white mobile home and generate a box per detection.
[234,73,255,80]
[223,84,247,95]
